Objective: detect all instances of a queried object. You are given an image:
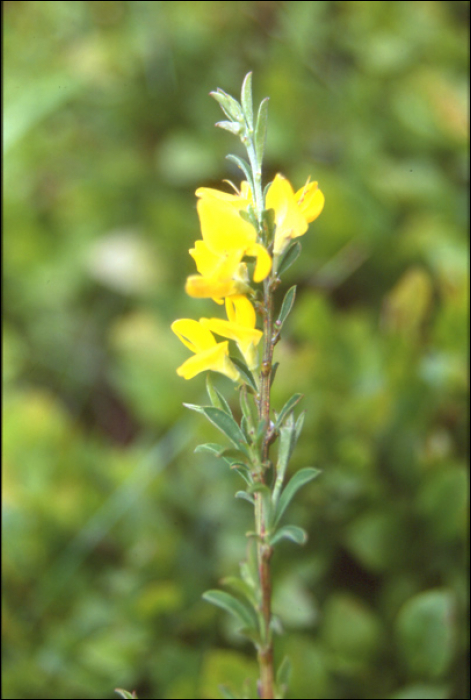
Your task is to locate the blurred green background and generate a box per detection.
[3,2,469,699]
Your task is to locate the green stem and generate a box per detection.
[245,116,275,699]
[254,274,276,700]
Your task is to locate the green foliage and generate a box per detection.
[3,1,468,699]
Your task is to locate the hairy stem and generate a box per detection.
[245,115,275,699]
[254,274,276,699]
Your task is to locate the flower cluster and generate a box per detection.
[171,174,324,381]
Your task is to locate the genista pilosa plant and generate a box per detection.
[117,72,324,700]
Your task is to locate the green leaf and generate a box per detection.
[235,491,254,505]
[270,362,279,386]
[239,385,256,433]
[241,72,254,129]
[182,402,205,414]
[210,89,244,122]
[275,392,303,430]
[230,356,258,392]
[273,413,297,503]
[194,442,226,456]
[203,590,258,631]
[222,575,259,609]
[220,687,239,700]
[252,417,267,449]
[254,97,269,165]
[276,286,297,331]
[262,206,276,237]
[295,411,305,441]
[241,540,259,591]
[206,374,233,416]
[195,443,249,469]
[226,155,254,191]
[115,690,137,700]
[270,525,308,546]
[231,466,253,486]
[184,404,247,450]
[220,447,250,463]
[276,656,292,696]
[216,120,242,135]
[239,206,259,231]
[248,483,274,530]
[276,241,302,276]
[275,467,321,525]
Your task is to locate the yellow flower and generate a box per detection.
[171,319,239,381]
[185,240,251,304]
[200,295,263,370]
[266,174,325,256]
[295,179,325,223]
[195,179,253,205]
[185,184,272,303]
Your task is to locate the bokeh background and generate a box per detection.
[3,2,469,699]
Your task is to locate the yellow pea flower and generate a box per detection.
[197,193,272,281]
[200,295,262,370]
[171,319,239,381]
[195,179,253,205]
[185,185,272,303]
[295,179,325,223]
[185,240,251,304]
[266,174,325,256]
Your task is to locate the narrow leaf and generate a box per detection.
[194,442,226,456]
[222,575,258,608]
[248,483,274,530]
[236,491,255,505]
[276,241,302,276]
[219,447,249,462]
[115,690,137,700]
[276,656,292,695]
[241,540,259,591]
[200,406,247,450]
[276,286,297,331]
[231,466,253,486]
[183,402,205,414]
[239,385,256,432]
[275,392,303,430]
[230,356,258,392]
[211,89,244,122]
[241,72,254,129]
[270,525,308,546]
[255,97,269,164]
[203,590,258,630]
[295,411,305,441]
[215,120,242,135]
[239,205,259,231]
[253,417,268,448]
[275,467,321,526]
[226,154,254,190]
[270,362,279,385]
[206,374,232,415]
[273,413,296,504]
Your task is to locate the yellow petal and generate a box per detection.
[196,181,253,206]
[266,174,309,255]
[295,181,325,222]
[171,319,217,353]
[246,242,272,282]
[176,341,239,381]
[200,295,262,370]
[197,195,256,255]
[227,295,257,329]
[189,240,222,277]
